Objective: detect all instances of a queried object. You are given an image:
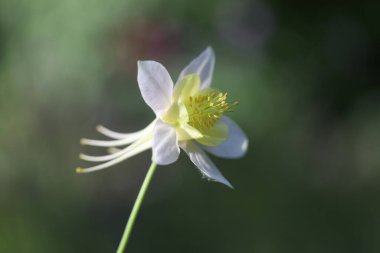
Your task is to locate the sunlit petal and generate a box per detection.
[138,60,173,115]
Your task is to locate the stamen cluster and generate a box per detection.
[186,92,238,131]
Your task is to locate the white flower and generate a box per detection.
[77,47,248,188]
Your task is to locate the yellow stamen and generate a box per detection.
[185,91,237,132]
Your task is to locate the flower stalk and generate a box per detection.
[116,162,157,253]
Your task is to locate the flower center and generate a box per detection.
[185,91,238,132]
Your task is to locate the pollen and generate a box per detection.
[186,91,238,131]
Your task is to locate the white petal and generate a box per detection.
[79,136,150,162]
[81,121,155,147]
[80,151,123,163]
[137,61,173,115]
[152,120,180,165]
[181,141,233,188]
[80,122,154,147]
[203,116,248,158]
[177,47,215,89]
[80,137,137,147]
[96,120,156,139]
[77,137,152,173]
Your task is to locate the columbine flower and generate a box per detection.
[77,47,248,188]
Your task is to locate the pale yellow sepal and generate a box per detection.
[173,74,201,102]
[177,122,203,141]
[196,119,228,146]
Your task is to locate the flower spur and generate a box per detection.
[77,47,248,188]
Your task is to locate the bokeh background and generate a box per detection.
[1,0,379,252]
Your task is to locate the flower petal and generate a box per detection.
[81,120,156,147]
[137,61,173,115]
[177,47,215,89]
[77,137,152,173]
[181,141,233,188]
[95,120,156,139]
[152,120,180,165]
[203,116,248,158]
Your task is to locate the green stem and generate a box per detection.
[116,162,157,253]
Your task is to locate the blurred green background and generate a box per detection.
[0,0,379,252]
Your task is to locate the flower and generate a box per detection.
[77,47,248,188]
